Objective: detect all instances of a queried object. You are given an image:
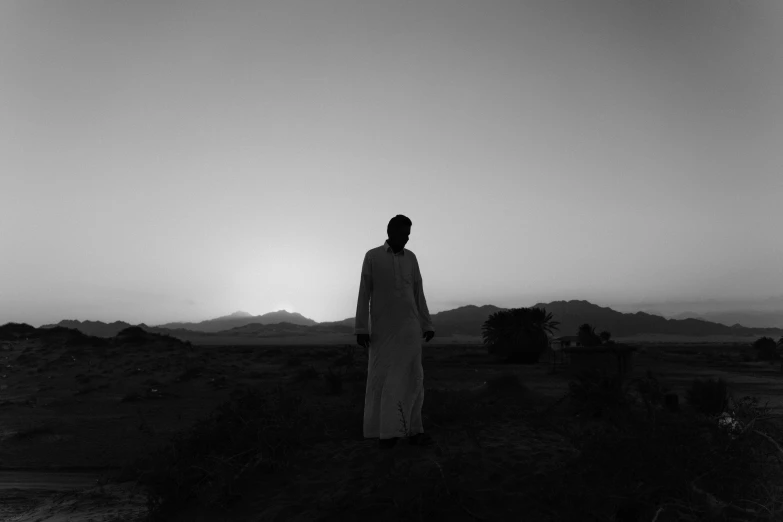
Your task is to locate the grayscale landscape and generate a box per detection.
[3,0,783,520]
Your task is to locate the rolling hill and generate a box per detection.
[673,310,783,329]
[35,300,783,343]
[152,310,318,332]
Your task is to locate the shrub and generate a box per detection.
[481,307,559,364]
[577,324,602,347]
[567,369,637,425]
[628,368,667,421]
[549,405,775,520]
[685,377,731,417]
[752,337,778,361]
[728,395,773,428]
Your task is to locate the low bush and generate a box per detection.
[541,407,779,521]
[629,368,668,422]
[685,377,731,417]
[566,369,636,423]
[752,337,779,361]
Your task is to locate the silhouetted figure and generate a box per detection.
[355,215,435,449]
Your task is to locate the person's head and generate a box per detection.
[387,214,412,251]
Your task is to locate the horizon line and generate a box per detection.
[6,296,783,329]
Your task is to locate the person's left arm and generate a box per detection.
[412,255,435,340]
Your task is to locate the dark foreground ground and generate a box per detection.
[1,338,782,521]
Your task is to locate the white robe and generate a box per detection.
[354,241,435,439]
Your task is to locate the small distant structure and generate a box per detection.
[551,335,581,349]
[547,336,579,370]
[548,335,636,377]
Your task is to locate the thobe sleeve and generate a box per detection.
[413,256,434,334]
[353,252,372,335]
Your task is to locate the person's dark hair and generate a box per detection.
[387,214,412,236]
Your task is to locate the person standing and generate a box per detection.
[355,215,436,449]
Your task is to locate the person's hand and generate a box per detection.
[423,331,435,343]
[357,334,370,348]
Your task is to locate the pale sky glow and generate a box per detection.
[2,0,782,327]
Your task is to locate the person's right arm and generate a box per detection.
[354,252,372,346]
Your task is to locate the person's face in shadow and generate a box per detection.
[387,226,410,253]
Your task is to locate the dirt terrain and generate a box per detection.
[1,336,781,521]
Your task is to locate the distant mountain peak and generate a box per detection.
[272,310,306,317]
[228,311,252,318]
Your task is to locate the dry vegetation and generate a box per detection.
[1,330,783,521]
[112,344,783,521]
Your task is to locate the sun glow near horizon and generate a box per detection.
[2,1,782,328]
[274,304,296,314]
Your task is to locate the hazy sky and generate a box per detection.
[3,0,782,327]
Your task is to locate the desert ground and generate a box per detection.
[1,332,782,521]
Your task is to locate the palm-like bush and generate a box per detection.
[752,336,778,361]
[599,330,612,344]
[578,323,602,347]
[481,307,560,364]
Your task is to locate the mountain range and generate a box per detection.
[36,300,783,341]
[665,310,783,329]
